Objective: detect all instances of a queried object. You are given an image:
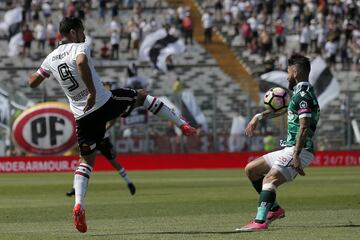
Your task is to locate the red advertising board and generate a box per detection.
[0,151,360,173]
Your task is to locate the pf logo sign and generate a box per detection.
[12,102,77,155]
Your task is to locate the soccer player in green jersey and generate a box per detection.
[236,53,320,231]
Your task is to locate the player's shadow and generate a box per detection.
[91,230,253,237]
[275,223,360,229]
[91,224,360,237]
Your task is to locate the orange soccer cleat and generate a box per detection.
[180,123,197,136]
[73,203,87,233]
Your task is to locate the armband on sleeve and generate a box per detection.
[37,67,50,78]
[255,113,263,120]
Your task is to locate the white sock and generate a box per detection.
[72,173,76,189]
[74,163,93,207]
[119,168,131,184]
[143,95,186,127]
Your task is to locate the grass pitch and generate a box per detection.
[0,167,359,240]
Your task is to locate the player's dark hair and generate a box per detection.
[288,53,311,76]
[59,17,83,36]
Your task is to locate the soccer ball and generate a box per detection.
[264,87,289,112]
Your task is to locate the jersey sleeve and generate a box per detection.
[37,56,51,78]
[74,43,90,60]
[293,91,313,119]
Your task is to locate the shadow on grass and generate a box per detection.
[90,230,249,237]
[275,223,360,229]
[90,224,360,237]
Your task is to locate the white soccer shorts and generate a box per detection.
[263,146,314,181]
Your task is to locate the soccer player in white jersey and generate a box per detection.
[27,17,196,233]
[236,54,320,231]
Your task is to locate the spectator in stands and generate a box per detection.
[166,8,177,26]
[299,23,311,54]
[58,0,67,18]
[240,19,251,46]
[124,0,135,8]
[99,0,107,23]
[23,0,32,22]
[110,28,120,60]
[247,11,258,40]
[34,21,46,55]
[309,19,317,53]
[111,1,119,18]
[316,19,328,54]
[291,2,301,31]
[214,0,223,22]
[133,1,142,21]
[67,0,76,17]
[182,12,193,45]
[42,0,52,22]
[153,0,163,13]
[77,2,86,20]
[100,40,110,59]
[325,35,338,70]
[129,22,140,57]
[341,42,351,71]
[259,26,272,58]
[202,11,213,44]
[274,19,286,52]
[177,5,186,28]
[47,20,57,50]
[351,38,360,71]
[22,24,33,58]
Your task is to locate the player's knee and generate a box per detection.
[244,163,259,179]
[137,89,148,100]
[136,89,148,105]
[244,164,253,177]
[79,143,96,156]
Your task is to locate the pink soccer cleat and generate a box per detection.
[235,221,268,232]
[267,207,285,223]
[180,123,197,136]
[73,203,87,233]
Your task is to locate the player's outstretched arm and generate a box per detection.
[245,109,287,137]
[76,53,96,112]
[28,72,45,88]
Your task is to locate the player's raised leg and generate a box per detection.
[134,90,197,136]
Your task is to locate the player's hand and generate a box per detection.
[83,93,96,112]
[245,116,259,137]
[292,154,305,176]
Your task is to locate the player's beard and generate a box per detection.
[288,77,296,90]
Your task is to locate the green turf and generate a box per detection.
[0,167,359,240]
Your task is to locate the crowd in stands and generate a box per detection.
[1,0,198,61]
[201,0,360,72]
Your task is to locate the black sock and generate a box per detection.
[251,177,264,194]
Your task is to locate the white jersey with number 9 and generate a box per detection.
[37,42,111,119]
